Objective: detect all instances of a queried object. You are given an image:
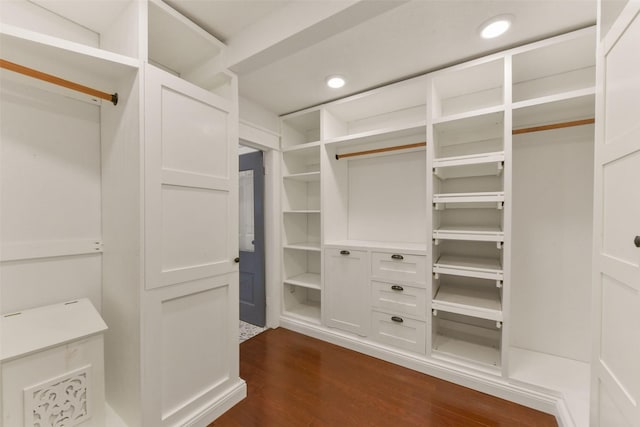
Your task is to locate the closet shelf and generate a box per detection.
[284,242,321,252]
[432,333,501,371]
[283,210,321,214]
[282,301,321,324]
[433,191,504,205]
[433,152,504,179]
[282,141,322,153]
[283,171,320,182]
[432,284,502,321]
[1,24,139,81]
[433,254,503,281]
[283,273,321,290]
[511,87,595,112]
[324,122,426,147]
[433,225,504,243]
[432,105,505,126]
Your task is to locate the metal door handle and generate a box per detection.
[234,257,240,263]
[635,236,640,248]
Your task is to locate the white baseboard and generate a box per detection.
[182,380,247,427]
[280,317,575,426]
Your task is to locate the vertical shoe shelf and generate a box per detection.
[281,109,322,324]
[428,57,509,373]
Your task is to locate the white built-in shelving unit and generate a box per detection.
[280,26,596,425]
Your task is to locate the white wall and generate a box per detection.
[511,125,594,362]
[0,78,103,314]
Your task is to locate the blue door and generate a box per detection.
[239,151,266,326]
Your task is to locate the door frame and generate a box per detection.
[239,120,281,329]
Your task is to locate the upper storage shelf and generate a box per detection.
[430,58,504,121]
[3,0,139,58]
[0,24,139,104]
[512,27,595,104]
[323,76,427,141]
[281,109,322,148]
[148,0,231,94]
[433,111,504,159]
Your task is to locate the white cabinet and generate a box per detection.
[324,248,369,336]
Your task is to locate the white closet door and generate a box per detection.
[142,64,240,426]
[592,3,640,426]
[144,65,238,288]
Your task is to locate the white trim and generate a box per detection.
[182,380,247,427]
[0,240,102,262]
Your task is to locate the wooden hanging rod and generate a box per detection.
[0,59,118,105]
[512,118,594,135]
[335,142,426,160]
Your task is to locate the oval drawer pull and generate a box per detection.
[340,250,350,255]
[391,254,404,260]
[391,316,404,323]
[391,285,404,291]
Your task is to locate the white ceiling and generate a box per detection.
[166,0,596,116]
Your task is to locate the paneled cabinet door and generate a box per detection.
[592,4,640,426]
[324,248,369,336]
[142,64,240,426]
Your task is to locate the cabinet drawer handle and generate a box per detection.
[391,316,404,323]
[391,254,404,260]
[340,250,350,255]
[391,285,404,291]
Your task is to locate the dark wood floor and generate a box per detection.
[212,328,557,427]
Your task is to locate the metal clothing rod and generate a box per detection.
[335,142,426,160]
[0,58,118,105]
[512,118,594,135]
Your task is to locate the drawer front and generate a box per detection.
[371,281,427,320]
[370,311,426,354]
[371,252,426,284]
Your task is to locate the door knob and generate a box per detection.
[635,236,640,248]
[234,257,240,263]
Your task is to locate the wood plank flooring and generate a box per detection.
[211,328,558,427]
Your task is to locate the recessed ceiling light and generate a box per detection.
[326,75,346,89]
[480,15,513,39]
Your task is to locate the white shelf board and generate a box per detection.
[148,0,224,75]
[324,122,426,147]
[432,333,501,370]
[433,191,505,204]
[283,171,320,182]
[511,86,595,112]
[324,240,428,254]
[433,225,504,242]
[284,242,321,252]
[512,90,595,131]
[0,24,139,82]
[509,347,590,427]
[283,273,321,290]
[281,141,322,153]
[1,298,107,362]
[283,210,321,214]
[433,151,504,179]
[434,254,503,281]
[433,284,502,321]
[432,105,505,126]
[282,300,322,324]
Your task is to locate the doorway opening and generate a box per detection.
[238,145,267,341]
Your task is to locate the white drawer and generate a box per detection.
[371,252,426,284]
[370,310,426,354]
[371,281,427,320]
